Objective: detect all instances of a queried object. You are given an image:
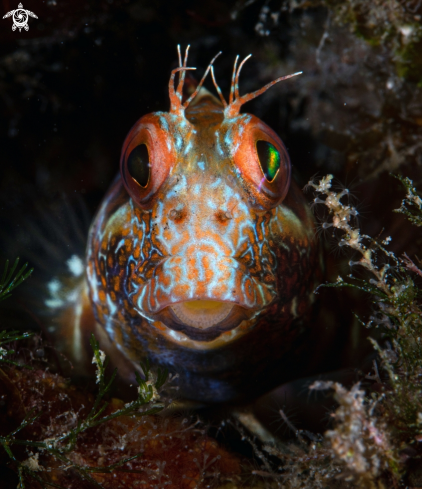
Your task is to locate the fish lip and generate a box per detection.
[135,280,276,314]
[151,301,254,342]
[159,297,248,309]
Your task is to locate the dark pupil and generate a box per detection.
[127,144,150,188]
[256,140,281,182]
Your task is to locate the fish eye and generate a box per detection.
[256,140,280,183]
[127,144,150,188]
[120,114,178,208]
[228,115,291,208]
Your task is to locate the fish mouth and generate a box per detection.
[154,300,252,341]
[130,254,278,341]
[171,300,234,328]
[132,255,277,317]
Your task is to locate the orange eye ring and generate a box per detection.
[230,115,291,209]
[120,114,176,208]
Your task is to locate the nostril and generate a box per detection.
[215,210,232,223]
[169,208,185,222]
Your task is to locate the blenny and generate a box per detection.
[58,47,322,403]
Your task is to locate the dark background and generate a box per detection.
[0,0,421,377]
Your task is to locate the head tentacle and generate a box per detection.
[224,54,302,119]
[177,44,183,69]
[169,46,222,116]
[229,55,239,106]
[234,54,252,101]
[210,66,228,108]
[176,44,190,98]
[183,51,222,109]
[169,66,196,115]
[169,48,302,119]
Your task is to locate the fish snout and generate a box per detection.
[167,204,234,227]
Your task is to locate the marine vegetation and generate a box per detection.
[300,173,422,487]
[0,330,241,488]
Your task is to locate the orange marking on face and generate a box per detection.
[161,273,171,287]
[113,276,120,292]
[173,283,190,297]
[203,261,214,282]
[155,287,168,305]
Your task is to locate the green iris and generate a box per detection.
[256,140,280,182]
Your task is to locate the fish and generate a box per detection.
[47,47,323,403]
